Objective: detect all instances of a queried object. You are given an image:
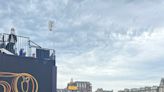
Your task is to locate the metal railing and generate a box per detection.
[0,33,55,60]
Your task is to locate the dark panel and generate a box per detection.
[0,53,57,92]
[36,48,50,60]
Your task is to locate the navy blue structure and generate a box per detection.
[0,53,57,92]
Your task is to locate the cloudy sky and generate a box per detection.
[1,0,164,91]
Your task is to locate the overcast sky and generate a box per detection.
[1,0,164,91]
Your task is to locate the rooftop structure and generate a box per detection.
[0,33,55,60]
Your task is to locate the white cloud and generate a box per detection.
[57,27,164,90]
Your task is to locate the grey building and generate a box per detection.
[95,88,103,92]
[124,89,130,92]
[151,86,158,92]
[75,81,92,92]
[145,87,151,92]
[95,88,113,92]
[103,90,113,92]
[159,78,164,92]
[130,88,140,92]
[57,89,68,92]
[140,87,145,92]
[118,90,125,92]
[120,86,158,92]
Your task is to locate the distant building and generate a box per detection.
[140,87,145,92]
[118,90,125,92]
[75,81,92,92]
[67,79,78,92]
[159,78,164,92]
[151,86,158,92]
[95,88,113,92]
[119,86,160,92]
[95,88,103,92]
[131,88,140,92]
[145,87,151,92]
[66,79,92,92]
[57,89,68,92]
[124,89,130,92]
[103,90,113,92]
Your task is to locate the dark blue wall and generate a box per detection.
[0,53,57,92]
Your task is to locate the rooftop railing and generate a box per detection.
[0,33,55,61]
